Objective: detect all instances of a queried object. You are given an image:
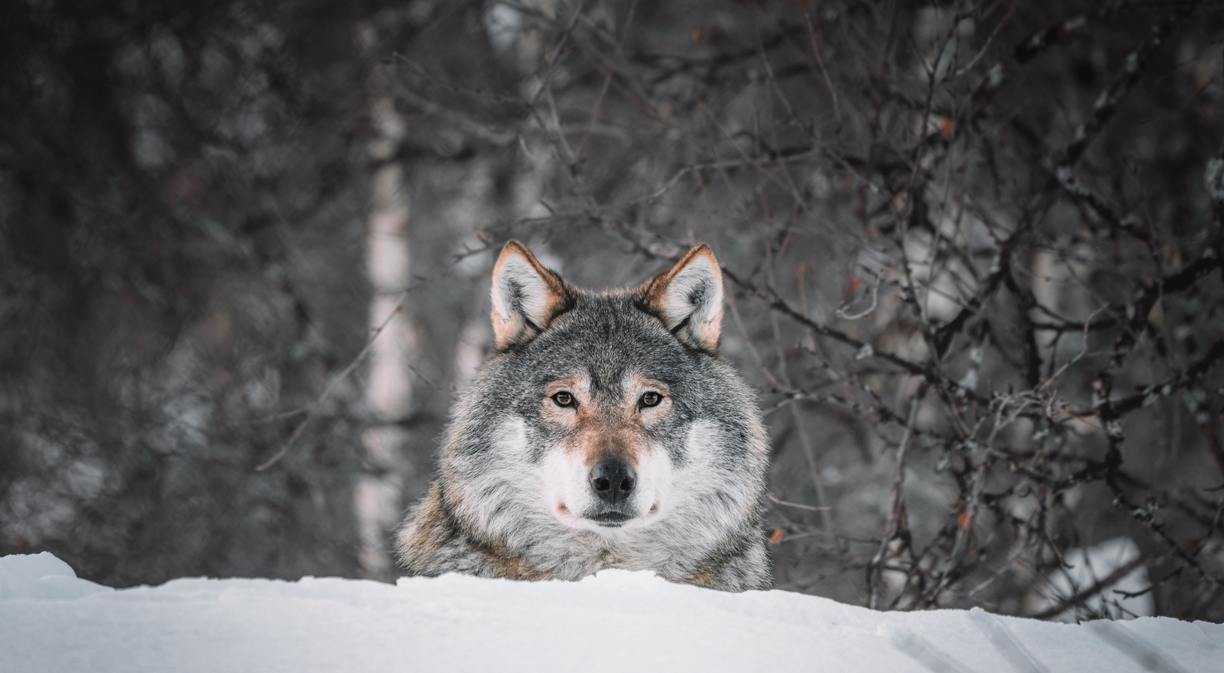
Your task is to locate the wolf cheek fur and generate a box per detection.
[396,241,772,591]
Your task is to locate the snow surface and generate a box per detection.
[1,552,1221,673]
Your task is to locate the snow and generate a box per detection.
[1,553,1220,673]
[0,552,112,601]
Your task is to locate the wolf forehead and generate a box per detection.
[494,295,751,417]
[506,295,698,388]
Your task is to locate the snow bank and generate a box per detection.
[1,553,1219,673]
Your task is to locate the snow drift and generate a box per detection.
[1,552,1220,673]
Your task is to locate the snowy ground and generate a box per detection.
[1,552,1220,673]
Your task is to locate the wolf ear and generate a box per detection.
[641,244,724,352]
[490,240,572,350]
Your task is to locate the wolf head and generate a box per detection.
[439,241,767,569]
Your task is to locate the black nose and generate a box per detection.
[589,458,636,504]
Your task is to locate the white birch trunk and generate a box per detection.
[355,19,414,578]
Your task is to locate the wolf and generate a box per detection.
[396,241,771,591]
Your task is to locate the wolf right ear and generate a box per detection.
[490,241,572,350]
[641,244,724,352]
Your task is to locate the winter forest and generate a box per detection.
[3,0,1224,626]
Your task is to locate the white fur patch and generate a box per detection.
[542,441,675,534]
[540,445,591,527]
[631,441,674,524]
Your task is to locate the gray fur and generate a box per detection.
[396,246,771,592]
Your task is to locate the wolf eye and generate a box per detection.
[639,391,662,408]
[551,391,576,408]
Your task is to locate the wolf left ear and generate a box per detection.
[641,244,724,352]
[490,240,572,350]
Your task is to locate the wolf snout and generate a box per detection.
[589,458,636,505]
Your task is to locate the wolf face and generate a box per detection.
[398,242,771,591]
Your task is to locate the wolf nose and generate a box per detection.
[589,458,636,504]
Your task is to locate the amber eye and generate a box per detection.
[551,391,576,408]
[639,391,662,408]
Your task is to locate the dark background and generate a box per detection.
[3,0,1223,621]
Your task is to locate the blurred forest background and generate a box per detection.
[3,0,1224,621]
